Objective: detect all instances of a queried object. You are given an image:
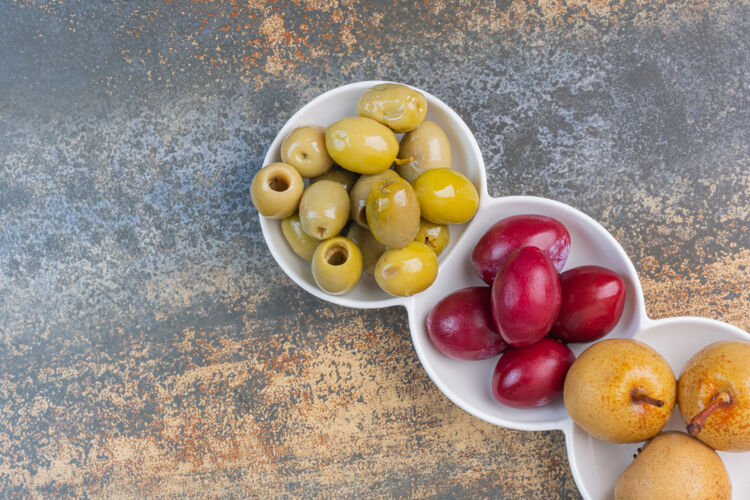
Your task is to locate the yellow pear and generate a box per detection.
[563,338,676,443]
[614,432,731,500]
[677,340,750,451]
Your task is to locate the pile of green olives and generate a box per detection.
[250,83,480,297]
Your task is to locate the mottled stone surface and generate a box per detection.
[1,0,748,497]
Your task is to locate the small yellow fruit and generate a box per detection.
[614,432,731,500]
[678,340,750,451]
[356,83,427,133]
[374,241,438,297]
[311,237,362,295]
[413,168,478,225]
[563,338,676,443]
[325,117,398,174]
[250,162,304,218]
[366,177,420,249]
[280,125,333,178]
[415,219,450,256]
[281,213,319,261]
[397,120,452,182]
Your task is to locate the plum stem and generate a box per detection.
[393,156,414,166]
[631,388,664,407]
[687,391,731,437]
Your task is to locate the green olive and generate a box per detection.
[282,213,320,261]
[415,219,450,256]
[413,168,479,225]
[280,125,334,178]
[396,120,452,183]
[374,241,438,297]
[366,177,420,249]
[349,169,400,228]
[311,236,363,295]
[325,117,398,174]
[311,165,359,192]
[346,224,388,275]
[356,83,427,133]
[250,162,304,218]
[298,180,350,240]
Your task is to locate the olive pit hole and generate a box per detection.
[325,244,349,266]
[268,173,290,192]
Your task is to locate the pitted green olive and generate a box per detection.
[415,219,450,256]
[413,168,479,224]
[311,165,359,192]
[349,169,400,228]
[396,120,452,183]
[325,117,398,174]
[298,180,350,240]
[282,213,320,261]
[280,126,334,178]
[356,83,427,133]
[250,162,304,218]
[347,224,388,275]
[365,177,420,249]
[374,241,438,297]
[311,237,363,295]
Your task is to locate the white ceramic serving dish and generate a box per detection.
[260,81,750,499]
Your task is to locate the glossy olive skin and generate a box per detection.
[471,214,571,285]
[298,180,350,240]
[550,266,627,343]
[356,83,427,133]
[282,213,319,261]
[492,338,575,408]
[311,236,363,295]
[311,165,359,192]
[250,162,304,218]
[397,121,452,183]
[491,247,562,347]
[366,178,420,249]
[325,117,398,174]
[415,219,449,256]
[413,168,479,225]
[280,125,333,178]
[374,241,437,297]
[426,286,507,360]
[349,169,400,228]
[346,225,387,275]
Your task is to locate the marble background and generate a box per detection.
[1,0,748,497]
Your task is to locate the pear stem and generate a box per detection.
[393,156,414,166]
[631,388,664,407]
[687,391,731,437]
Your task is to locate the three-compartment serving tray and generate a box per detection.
[259,81,750,499]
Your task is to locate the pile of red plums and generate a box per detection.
[426,214,627,408]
